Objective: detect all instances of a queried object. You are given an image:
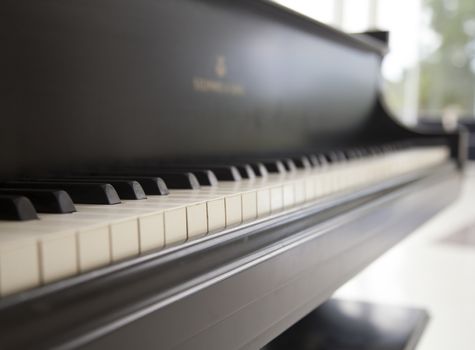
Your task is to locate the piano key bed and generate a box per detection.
[0,144,450,297]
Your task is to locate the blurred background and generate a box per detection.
[272,0,475,126]
[265,4,475,349]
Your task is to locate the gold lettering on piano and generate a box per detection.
[192,55,245,96]
[215,55,227,78]
[193,77,245,96]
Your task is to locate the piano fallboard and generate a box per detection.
[1,0,387,178]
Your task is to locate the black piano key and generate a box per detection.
[309,154,329,167]
[292,156,312,170]
[325,152,337,163]
[234,164,256,179]
[77,176,168,195]
[41,179,146,200]
[150,168,218,186]
[133,177,168,195]
[0,189,76,213]
[188,170,218,186]
[261,160,286,174]
[90,180,146,200]
[352,148,367,159]
[308,155,319,167]
[344,149,359,160]
[337,150,348,161]
[200,166,241,181]
[380,146,390,154]
[110,177,168,195]
[0,195,38,221]
[327,151,347,163]
[1,182,120,205]
[247,162,268,177]
[354,148,366,158]
[282,159,297,172]
[100,172,200,190]
[156,165,241,182]
[145,172,200,189]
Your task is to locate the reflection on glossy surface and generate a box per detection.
[336,166,475,350]
[261,299,428,350]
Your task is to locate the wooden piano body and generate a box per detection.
[0,0,467,349]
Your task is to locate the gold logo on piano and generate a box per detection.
[192,55,245,96]
[215,55,227,78]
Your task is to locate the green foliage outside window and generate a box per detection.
[386,0,475,119]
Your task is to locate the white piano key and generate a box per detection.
[0,218,109,277]
[119,199,206,242]
[257,188,271,217]
[138,213,165,253]
[186,202,208,239]
[164,207,187,245]
[77,225,111,272]
[110,219,139,261]
[282,183,295,208]
[316,172,329,197]
[225,194,242,226]
[206,180,282,219]
[98,200,187,246]
[169,190,251,227]
[294,179,306,204]
[326,170,338,194]
[241,191,257,221]
[151,192,228,236]
[76,206,165,254]
[78,199,197,247]
[164,194,226,235]
[270,186,284,213]
[39,230,77,283]
[41,212,139,265]
[207,198,226,232]
[305,177,316,201]
[0,224,78,284]
[0,146,452,297]
[214,185,270,220]
[0,233,40,296]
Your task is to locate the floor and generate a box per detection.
[335,165,475,350]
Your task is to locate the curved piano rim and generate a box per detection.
[0,161,462,350]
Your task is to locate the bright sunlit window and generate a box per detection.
[272,0,475,125]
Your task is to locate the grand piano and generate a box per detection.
[0,0,467,349]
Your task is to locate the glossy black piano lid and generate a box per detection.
[0,0,388,178]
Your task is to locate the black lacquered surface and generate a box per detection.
[0,189,76,213]
[262,299,429,350]
[0,182,121,205]
[0,0,383,178]
[0,195,38,221]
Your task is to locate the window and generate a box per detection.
[272,0,475,124]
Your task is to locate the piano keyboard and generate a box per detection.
[0,145,450,296]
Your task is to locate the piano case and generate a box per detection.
[0,0,467,349]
